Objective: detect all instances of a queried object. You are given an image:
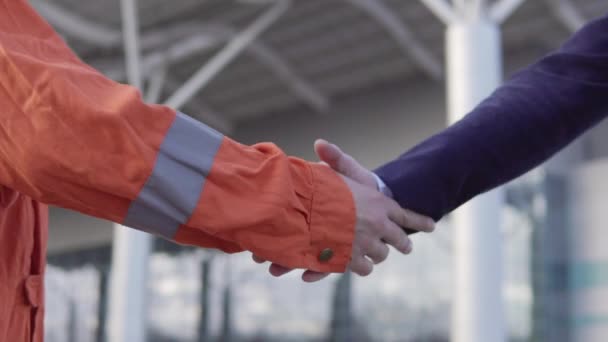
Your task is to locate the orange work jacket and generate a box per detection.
[0,1,355,341]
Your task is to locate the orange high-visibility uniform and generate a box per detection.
[0,1,355,341]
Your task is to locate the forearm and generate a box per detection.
[376,14,608,221]
[0,0,355,272]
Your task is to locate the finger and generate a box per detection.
[252,255,266,264]
[314,139,347,173]
[388,203,435,233]
[365,241,390,264]
[350,257,374,277]
[302,271,330,283]
[381,220,413,254]
[269,263,294,277]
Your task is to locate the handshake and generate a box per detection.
[252,139,435,282]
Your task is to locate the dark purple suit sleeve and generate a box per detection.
[375,14,608,222]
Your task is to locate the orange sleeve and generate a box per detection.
[0,0,355,272]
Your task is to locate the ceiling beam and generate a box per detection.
[347,0,443,81]
[545,0,585,33]
[30,1,121,47]
[164,78,234,134]
[98,24,328,113]
[144,67,167,104]
[33,1,234,132]
[164,0,291,110]
[489,0,527,24]
[248,42,329,112]
[99,35,220,80]
[42,2,327,114]
[418,0,457,25]
[193,104,234,136]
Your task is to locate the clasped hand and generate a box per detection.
[253,139,434,282]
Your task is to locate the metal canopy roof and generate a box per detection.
[31,0,608,131]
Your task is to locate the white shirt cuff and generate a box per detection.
[373,173,393,198]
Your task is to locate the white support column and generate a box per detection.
[418,0,526,339]
[569,160,608,342]
[447,18,505,342]
[107,228,152,342]
[107,1,151,342]
[120,0,143,90]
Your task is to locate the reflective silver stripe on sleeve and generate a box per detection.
[123,112,223,239]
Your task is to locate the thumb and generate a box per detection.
[314,139,345,173]
[314,139,375,187]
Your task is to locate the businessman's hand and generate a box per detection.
[253,140,434,282]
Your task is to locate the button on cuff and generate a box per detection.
[307,163,356,272]
[318,248,334,262]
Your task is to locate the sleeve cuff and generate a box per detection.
[373,173,394,198]
[306,163,356,273]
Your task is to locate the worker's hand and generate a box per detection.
[253,140,434,282]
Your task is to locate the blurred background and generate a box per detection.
[35,0,608,341]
